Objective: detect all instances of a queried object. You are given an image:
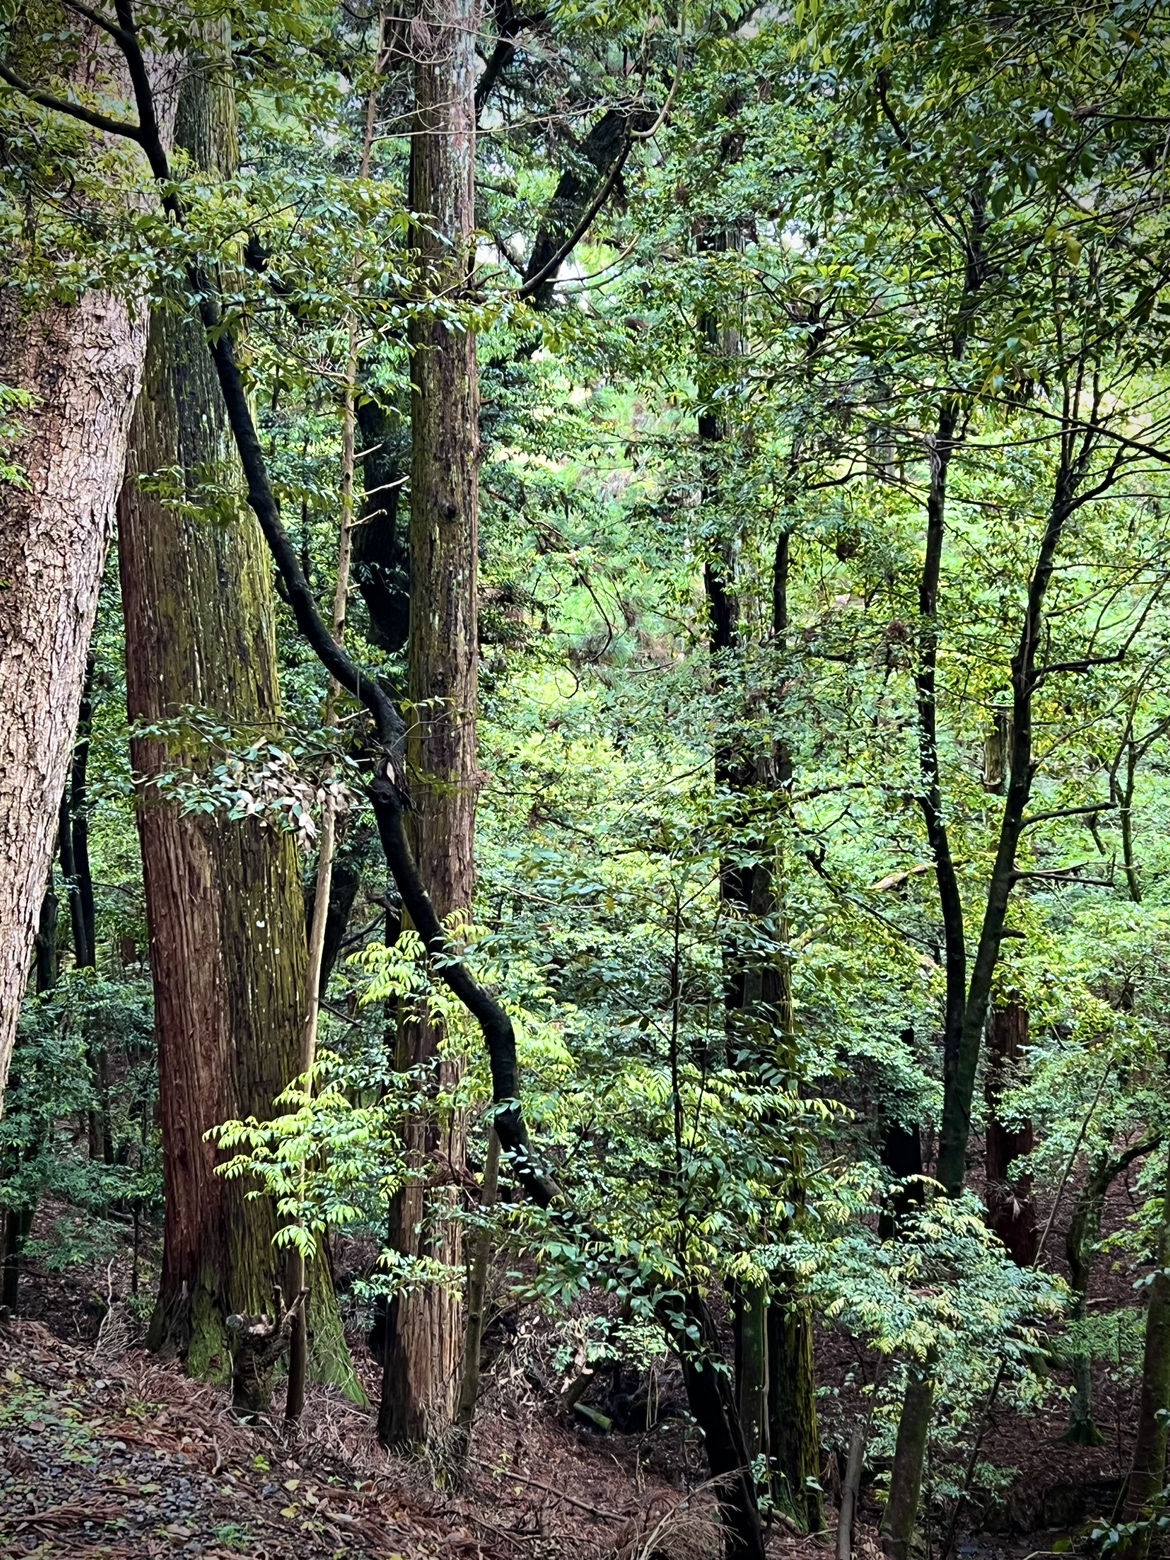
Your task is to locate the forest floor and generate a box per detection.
[0,1175,1148,1560]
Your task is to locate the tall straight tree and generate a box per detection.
[0,19,175,1111]
[117,26,351,1411]
[378,0,483,1446]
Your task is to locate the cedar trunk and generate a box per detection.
[0,26,172,1111]
[983,1002,1036,1265]
[117,37,351,1409]
[379,0,481,1447]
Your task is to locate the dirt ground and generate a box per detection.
[0,1160,1155,1560]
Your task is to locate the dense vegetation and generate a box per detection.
[3,3,1170,1558]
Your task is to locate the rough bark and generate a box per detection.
[118,34,352,1409]
[379,0,482,1447]
[983,1002,1036,1266]
[0,24,173,1114]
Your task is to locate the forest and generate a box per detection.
[2,3,1170,1559]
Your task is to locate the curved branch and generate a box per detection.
[0,58,143,142]
[8,0,562,1209]
[517,137,632,300]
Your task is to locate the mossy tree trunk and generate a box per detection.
[378,0,481,1448]
[118,28,353,1414]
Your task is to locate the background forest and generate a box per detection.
[3,3,1170,1559]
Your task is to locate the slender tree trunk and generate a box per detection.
[0,25,173,1113]
[451,1124,501,1476]
[881,1366,934,1560]
[379,0,481,1448]
[837,1426,867,1560]
[879,1034,925,1241]
[1118,1142,1170,1560]
[984,1002,1036,1265]
[59,654,111,1161]
[118,30,351,1412]
[936,475,1080,1195]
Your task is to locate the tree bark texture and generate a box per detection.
[117,37,352,1407]
[379,0,482,1447]
[983,1002,1036,1265]
[0,24,175,1114]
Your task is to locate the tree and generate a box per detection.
[378,0,483,1448]
[0,17,174,1114]
[116,24,351,1410]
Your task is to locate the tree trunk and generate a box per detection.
[881,1366,934,1560]
[983,1002,1036,1265]
[733,1282,766,1466]
[379,0,481,1448]
[451,1124,500,1477]
[673,1293,766,1560]
[1118,1142,1170,1560]
[118,30,352,1412]
[1063,1140,1156,1445]
[0,24,172,1113]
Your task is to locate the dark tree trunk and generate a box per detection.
[879,1028,926,1242]
[983,1002,1036,1265]
[60,654,109,1162]
[379,0,481,1447]
[354,396,410,658]
[34,881,58,996]
[521,109,640,308]
[674,1293,766,1560]
[879,1125,925,1241]
[1,868,58,1311]
[881,1366,934,1560]
[118,30,352,1411]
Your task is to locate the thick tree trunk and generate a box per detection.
[118,34,352,1411]
[379,0,481,1448]
[0,25,173,1113]
[983,1002,1036,1265]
